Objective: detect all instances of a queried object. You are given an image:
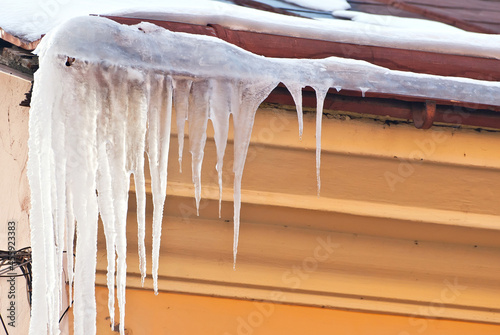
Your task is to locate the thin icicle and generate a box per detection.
[127,71,149,288]
[360,87,369,97]
[284,82,304,139]
[173,79,192,173]
[134,166,147,285]
[65,192,75,307]
[147,75,173,294]
[208,79,232,218]
[313,87,328,197]
[94,66,120,329]
[96,136,117,329]
[188,80,210,215]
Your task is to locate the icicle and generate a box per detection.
[50,75,67,333]
[147,75,173,294]
[134,167,147,285]
[96,134,118,329]
[94,66,120,329]
[29,16,500,335]
[27,57,52,335]
[314,87,328,197]
[360,87,369,97]
[65,192,75,307]
[68,64,100,335]
[134,153,147,286]
[188,80,210,216]
[128,70,149,289]
[284,82,304,139]
[232,81,278,268]
[113,68,149,335]
[208,79,232,218]
[173,79,192,173]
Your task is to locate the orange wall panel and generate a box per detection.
[94,286,500,335]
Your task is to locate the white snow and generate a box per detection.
[2,0,500,61]
[284,0,350,12]
[107,7,500,60]
[0,0,216,42]
[26,13,500,335]
[332,10,464,33]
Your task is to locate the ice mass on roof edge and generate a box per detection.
[28,15,500,335]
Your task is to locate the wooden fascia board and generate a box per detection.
[96,201,500,324]
[268,86,500,130]
[93,85,500,325]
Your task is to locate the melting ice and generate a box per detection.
[28,15,500,335]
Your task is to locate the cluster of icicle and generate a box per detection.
[27,16,500,335]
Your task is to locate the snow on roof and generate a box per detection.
[282,0,350,12]
[0,0,217,42]
[332,10,464,33]
[1,0,500,60]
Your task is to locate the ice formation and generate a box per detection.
[284,0,351,12]
[28,15,500,335]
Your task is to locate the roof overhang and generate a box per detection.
[101,14,500,130]
[2,12,500,130]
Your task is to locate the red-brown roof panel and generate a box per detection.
[405,0,500,12]
[372,0,500,33]
[366,0,497,33]
[348,2,428,19]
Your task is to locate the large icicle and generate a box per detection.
[147,74,173,294]
[67,64,100,335]
[231,81,278,267]
[29,15,500,335]
[208,79,233,218]
[188,80,210,215]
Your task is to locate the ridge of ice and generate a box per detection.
[284,0,351,12]
[28,15,500,335]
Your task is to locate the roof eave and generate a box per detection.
[4,15,500,130]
